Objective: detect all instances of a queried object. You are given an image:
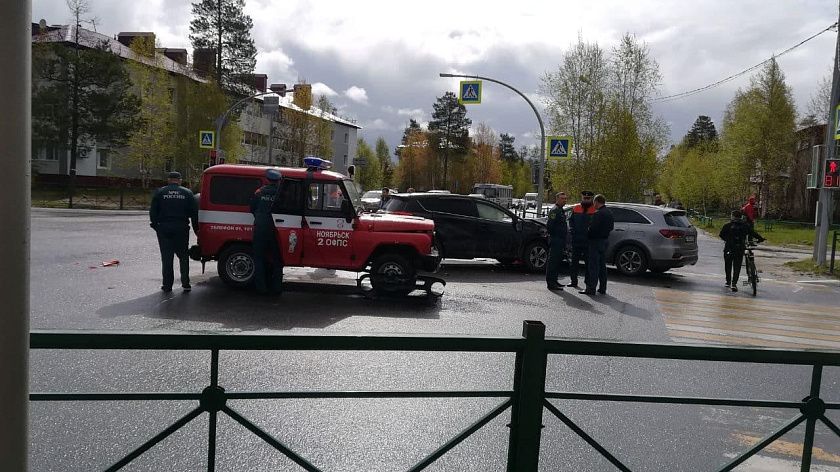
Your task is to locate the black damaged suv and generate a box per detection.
[383,193,549,271]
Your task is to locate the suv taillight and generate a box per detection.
[659,229,685,239]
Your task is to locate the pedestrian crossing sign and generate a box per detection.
[199,130,215,149]
[547,136,573,160]
[459,81,482,104]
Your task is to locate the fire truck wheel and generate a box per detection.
[218,244,255,288]
[371,254,416,296]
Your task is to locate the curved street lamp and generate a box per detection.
[213,83,298,161]
[439,73,547,215]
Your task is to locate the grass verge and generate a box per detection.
[690,217,815,248]
[785,258,840,278]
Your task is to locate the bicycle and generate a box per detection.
[743,243,759,296]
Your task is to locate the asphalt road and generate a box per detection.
[28,208,840,472]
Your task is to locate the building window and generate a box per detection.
[33,146,60,161]
[344,133,348,144]
[97,149,110,169]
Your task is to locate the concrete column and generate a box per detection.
[0,1,31,471]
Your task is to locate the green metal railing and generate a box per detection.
[30,322,840,472]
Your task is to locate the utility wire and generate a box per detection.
[653,22,838,103]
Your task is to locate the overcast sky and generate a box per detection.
[33,0,839,158]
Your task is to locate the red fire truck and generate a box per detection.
[190,158,443,296]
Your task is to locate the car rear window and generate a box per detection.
[664,211,692,228]
[419,198,478,217]
[383,197,423,213]
[209,176,262,206]
[611,208,650,224]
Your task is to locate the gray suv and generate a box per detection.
[564,203,698,276]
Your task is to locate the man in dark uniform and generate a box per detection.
[545,191,568,290]
[250,168,284,294]
[580,194,614,295]
[567,190,596,288]
[149,171,198,292]
[720,210,765,292]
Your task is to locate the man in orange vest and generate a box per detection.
[566,190,596,288]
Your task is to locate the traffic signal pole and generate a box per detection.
[0,0,31,469]
[815,3,840,265]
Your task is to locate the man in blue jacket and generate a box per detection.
[545,191,568,290]
[580,194,614,295]
[149,171,198,292]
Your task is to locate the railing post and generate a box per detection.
[800,365,824,472]
[207,349,220,472]
[507,321,547,472]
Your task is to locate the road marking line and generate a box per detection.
[666,329,824,350]
[657,300,840,324]
[656,291,840,317]
[666,325,840,349]
[665,318,840,343]
[734,432,840,463]
[663,311,840,335]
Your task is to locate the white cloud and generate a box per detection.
[311,82,338,97]
[361,118,392,131]
[256,50,296,85]
[30,0,837,155]
[344,86,369,104]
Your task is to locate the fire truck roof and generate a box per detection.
[203,164,347,181]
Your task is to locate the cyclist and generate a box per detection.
[719,210,765,292]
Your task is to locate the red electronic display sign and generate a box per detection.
[826,160,840,188]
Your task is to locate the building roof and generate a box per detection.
[33,25,206,82]
[33,24,362,130]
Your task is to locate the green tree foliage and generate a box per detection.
[375,138,393,188]
[125,37,176,185]
[355,138,381,191]
[720,58,797,216]
[683,115,718,149]
[315,95,335,159]
[499,133,519,162]
[189,0,257,95]
[171,77,243,186]
[278,82,320,166]
[32,38,140,179]
[428,92,471,188]
[540,33,668,200]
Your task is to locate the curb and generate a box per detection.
[32,207,148,216]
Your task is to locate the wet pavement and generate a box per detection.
[28,209,840,471]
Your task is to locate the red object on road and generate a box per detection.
[101,260,120,267]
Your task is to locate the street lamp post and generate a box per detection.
[213,83,292,164]
[439,73,547,215]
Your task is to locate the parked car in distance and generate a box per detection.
[511,198,525,210]
[383,193,549,271]
[361,190,382,212]
[563,202,698,276]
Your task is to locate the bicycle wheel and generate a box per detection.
[746,256,757,296]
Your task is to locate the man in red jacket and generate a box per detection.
[742,196,757,227]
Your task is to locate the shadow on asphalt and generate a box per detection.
[96,276,442,330]
[439,260,697,292]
